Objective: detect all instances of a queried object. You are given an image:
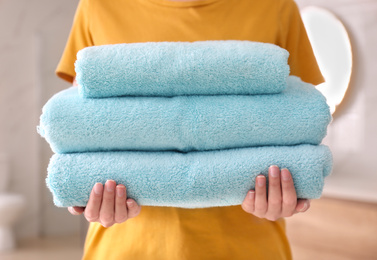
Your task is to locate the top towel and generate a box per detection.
[75,41,290,98]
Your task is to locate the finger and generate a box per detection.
[295,199,311,213]
[99,180,116,227]
[266,165,282,221]
[280,169,298,217]
[254,175,268,217]
[114,184,128,223]
[126,199,142,219]
[241,190,256,214]
[84,183,103,222]
[68,206,85,215]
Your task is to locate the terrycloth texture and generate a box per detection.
[38,76,331,153]
[75,41,290,97]
[46,144,332,208]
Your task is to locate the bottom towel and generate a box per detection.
[46,144,332,208]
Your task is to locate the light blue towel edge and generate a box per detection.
[46,144,333,208]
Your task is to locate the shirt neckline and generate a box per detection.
[144,0,222,8]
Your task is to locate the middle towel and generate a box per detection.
[38,76,331,154]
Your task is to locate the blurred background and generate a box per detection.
[0,0,376,259]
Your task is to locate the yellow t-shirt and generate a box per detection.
[56,0,324,259]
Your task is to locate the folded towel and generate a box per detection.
[38,76,331,153]
[46,144,332,208]
[75,41,290,97]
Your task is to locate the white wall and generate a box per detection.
[0,0,376,240]
[296,0,377,202]
[0,0,80,238]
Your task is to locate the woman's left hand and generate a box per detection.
[241,166,310,221]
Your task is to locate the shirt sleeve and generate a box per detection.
[278,0,324,86]
[56,0,94,83]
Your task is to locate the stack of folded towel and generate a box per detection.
[38,41,332,208]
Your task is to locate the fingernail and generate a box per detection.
[248,191,255,200]
[257,176,265,187]
[281,169,291,181]
[127,200,134,208]
[270,165,279,178]
[93,183,103,195]
[299,202,308,212]
[70,207,78,214]
[116,185,125,197]
[106,180,115,192]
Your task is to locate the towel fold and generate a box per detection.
[46,144,332,208]
[38,76,331,154]
[75,41,290,97]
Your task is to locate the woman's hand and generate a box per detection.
[67,180,142,227]
[241,166,310,221]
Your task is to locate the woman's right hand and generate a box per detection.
[68,180,142,227]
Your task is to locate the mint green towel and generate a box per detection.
[38,76,331,153]
[75,41,290,97]
[46,144,332,208]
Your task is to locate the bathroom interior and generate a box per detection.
[0,0,376,259]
